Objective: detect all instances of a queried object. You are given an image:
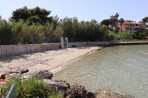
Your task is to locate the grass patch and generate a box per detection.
[0,77,63,98]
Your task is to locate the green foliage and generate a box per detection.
[142,17,148,23]
[0,9,147,45]
[0,19,13,44]
[142,17,148,27]
[1,77,61,98]
[103,30,117,41]
[10,6,52,25]
[0,19,63,44]
[100,13,124,32]
[0,85,3,97]
[100,19,111,27]
[138,31,148,39]
[115,32,136,41]
[48,92,63,98]
[61,17,116,42]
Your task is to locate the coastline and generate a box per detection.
[1,41,148,77]
[0,46,102,78]
[1,45,147,97]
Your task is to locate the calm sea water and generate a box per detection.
[53,45,148,98]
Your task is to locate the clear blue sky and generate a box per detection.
[0,0,147,22]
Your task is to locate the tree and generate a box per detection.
[114,13,119,20]
[100,19,111,27]
[11,6,30,22]
[110,15,115,30]
[109,13,120,32]
[142,17,148,23]
[0,19,13,44]
[52,15,59,30]
[119,18,124,32]
[10,6,52,25]
[142,17,148,27]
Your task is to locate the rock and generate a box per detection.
[0,74,6,79]
[44,79,70,91]
[0,72,21,82]
[95,89,131,98]
[20,69,29,74]
[53,80,70,91]
[64,84,95,98]
[33,70,53,79]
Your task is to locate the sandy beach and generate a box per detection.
[0,46,102,77]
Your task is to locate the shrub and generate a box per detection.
[138,31,148,39]
[48,92,64,98]
[103,30,116,41]
[115,32,135,41]
[0,19,13,44]
[1,77,61,98]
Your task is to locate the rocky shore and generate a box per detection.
[0,69,134,98]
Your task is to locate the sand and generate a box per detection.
[0,46,102,77]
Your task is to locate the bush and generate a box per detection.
[1,77,62,98]
[103,30,116,41]
[115,32,136,41]
[0,19,13,44]
[138,31,148,39]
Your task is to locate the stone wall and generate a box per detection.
[0,43,61,57]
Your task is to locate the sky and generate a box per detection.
[0,0,147,22]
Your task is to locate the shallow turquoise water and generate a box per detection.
[54,45,148,98]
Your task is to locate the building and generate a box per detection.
[118,20,146,32]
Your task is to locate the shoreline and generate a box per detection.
[0,46,102,78]
[50,47,102,74]
[0,41,147,77]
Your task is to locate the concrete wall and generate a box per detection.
[1,41,147,57]
[0,42,107,57]
[0,43,61,57]
[68,41,148,47]
[68,42,110,47]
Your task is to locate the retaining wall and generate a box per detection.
[0,43,60,57]
[0,41,148,57]
[68,41,148,47]
[68,42,110,47]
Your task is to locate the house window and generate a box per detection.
[135,24,138,26]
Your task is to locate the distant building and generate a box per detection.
[118,20,146,32]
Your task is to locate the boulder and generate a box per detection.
[0,74,6,79]
[20,69,29,74]
[33,70,53,79]
[64,84,95,98]
[52,80,70,91]
[44,80,70,91]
